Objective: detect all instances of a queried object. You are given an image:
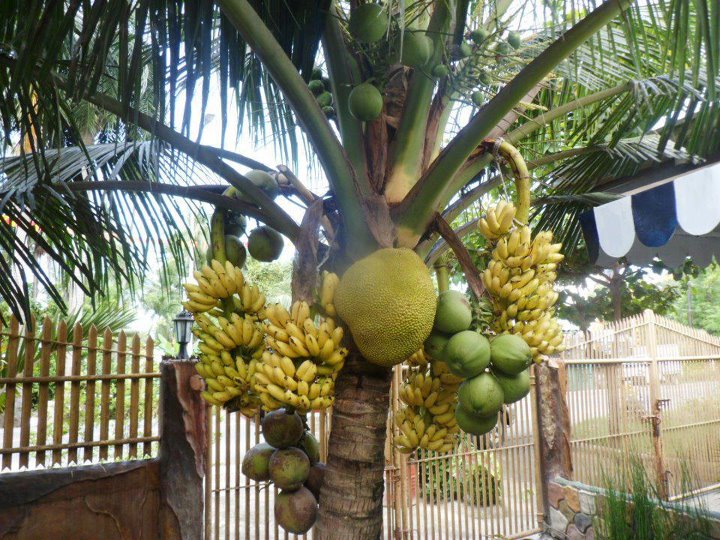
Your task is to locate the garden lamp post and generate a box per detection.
[173,309,194,359]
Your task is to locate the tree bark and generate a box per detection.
[315,354,393,540]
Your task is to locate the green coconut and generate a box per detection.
[431,64,450,78]
[348,83,384,122]
[261,409,304,449]
[493,368,531,404]
[269,447,311,491]
[316,91,333,107]
[455,404,498,435]
[248,226,284,262]
[433,290,473,334]
[398,32,433,67]
[275,487,318,535]
[470,29,489,44]
[308,79,325,95]
[489,333,532,375]
[241,442,275,481]
[424,331,450,360]
[457,372,504,417]
[348,4,388,44]
[443,330,491,378]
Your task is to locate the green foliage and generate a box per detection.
[671,263,720,335]
[557,265,681,330]
[243,258,292,305]
[599,459,712,540]
[418,444,501,505]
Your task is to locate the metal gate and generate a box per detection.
[204,367,543,539]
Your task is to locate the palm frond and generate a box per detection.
[0,141,216,320]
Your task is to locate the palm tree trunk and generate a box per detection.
[316,354,392,539]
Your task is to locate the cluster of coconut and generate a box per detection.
[241,409,325,534]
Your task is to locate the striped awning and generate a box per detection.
[580,160,720,267]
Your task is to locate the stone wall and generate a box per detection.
[545,478,596,539]
[544,477,720,540]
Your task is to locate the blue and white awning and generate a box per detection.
[580,160,720,267]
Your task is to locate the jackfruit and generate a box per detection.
[335,248,436,367]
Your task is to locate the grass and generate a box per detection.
[598,458,714,540]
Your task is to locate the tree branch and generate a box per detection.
[393,0,632,241]
[433,213,485,299]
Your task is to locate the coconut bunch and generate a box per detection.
[241,410,326,535]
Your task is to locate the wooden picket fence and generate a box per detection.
[561,309,720,500]
[0,315,160,471]
[204,366,543,540]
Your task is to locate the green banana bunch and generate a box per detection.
[479,203,565,362]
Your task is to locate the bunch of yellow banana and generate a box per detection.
[479,202,565,362]
[182,260,245,313]
[406,348,429,368]
[194,348,261,412]
[193,313,264,357]
[182,259,266,317]
[394,360,462,454]
[252,351,336,412]
[264,301,346,372]
[394,405,457,453]
[318,271,339,317]
[477,200,517,241]
[181,260,270,413]
[254,299,347,412]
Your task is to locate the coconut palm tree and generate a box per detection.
[1,1,718,536]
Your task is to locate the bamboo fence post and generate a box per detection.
[82,325,99,463]
[68,323,83,464]
[644,309,668,499]
[51,320,68,465]
[36,317,53,467]
[99,328,113,461]
[143,337,155,457]
[129,334,141,458]
[18,317,36,468]
[114,331,127,459]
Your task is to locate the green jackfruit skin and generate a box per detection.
[335,248,436,367]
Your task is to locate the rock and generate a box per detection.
[548,482,565,508]
[579,491,596,515]
[574,512,592,534]
[559,500,575,523]
[565,486,580,512]
[565,524,585,540]
[548,506,569,533]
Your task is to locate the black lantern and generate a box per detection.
[173,309,194,359]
